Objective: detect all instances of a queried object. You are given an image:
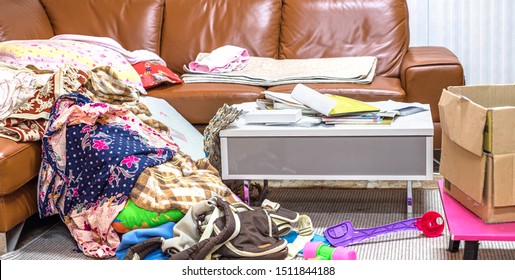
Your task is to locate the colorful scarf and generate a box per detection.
[38,93,178,258]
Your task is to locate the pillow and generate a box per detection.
[0,39,146,94]
[132,61,182,89]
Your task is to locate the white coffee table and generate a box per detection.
[219,102,434,215]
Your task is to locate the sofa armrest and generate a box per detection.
[400,46,464,123]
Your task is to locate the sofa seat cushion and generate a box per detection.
[0,138,41,196]
[148,83,265,124]
[268,76,406,103]
[0,178,38,232]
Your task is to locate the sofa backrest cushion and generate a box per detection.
[40,0,164,54]
[0,0,55,41]
[161,0,282,74]
[280,0,409,77]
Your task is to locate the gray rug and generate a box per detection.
[2,187,515,260]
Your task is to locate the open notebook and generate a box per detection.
[288,84,380,117]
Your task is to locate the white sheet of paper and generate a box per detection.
[290,84,336,116]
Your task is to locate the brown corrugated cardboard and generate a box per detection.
[440,133,485,203]
[493,153,515,207]
[439,85,515,155]
[441,134,515,223]
[439,85,515,223]
[444,180,515,224]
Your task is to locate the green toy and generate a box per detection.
[303,242,357,260]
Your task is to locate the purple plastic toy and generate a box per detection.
[324,211,445,247]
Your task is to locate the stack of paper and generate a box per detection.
[258,84,395,125]
[321,114,394,125]
[248,84,428,126]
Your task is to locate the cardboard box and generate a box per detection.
[440,133,515,223]
[439,85,515,223]
[439,85,515,155]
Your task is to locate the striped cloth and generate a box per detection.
[130,149,240,214]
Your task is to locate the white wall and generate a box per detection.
[407,0,515,85]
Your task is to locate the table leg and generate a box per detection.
[256,179,269,206]
[448,238,460,252]
[243,180,250,205]
[245,180,270,206]
[406,180,413,218]
[463,241,479,260]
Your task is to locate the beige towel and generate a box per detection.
[182,56,377,86]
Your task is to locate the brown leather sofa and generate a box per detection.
[0,0,464,255]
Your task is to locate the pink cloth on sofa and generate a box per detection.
[188,45,249,73]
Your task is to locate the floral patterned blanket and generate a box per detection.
[38,93,178,258]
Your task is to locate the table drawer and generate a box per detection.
[221,136,433,180]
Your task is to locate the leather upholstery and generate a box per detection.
[0,139,40,236]
[0,0,54,41]
[148,83,264,125]
[40,0,165,53]
[0,139,41,196]
[269,77,406,103]
[280,0,409,77]
[0,179,38,233]
[400,46,465,123]
[0,0,464,235]
[160,0,282,74]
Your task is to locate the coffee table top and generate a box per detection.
[220,101,434,138]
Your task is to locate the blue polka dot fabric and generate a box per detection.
[38,93,177,219]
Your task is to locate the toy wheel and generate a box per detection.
[303,242,323,260]
[332,247,357,260]
[417,211,445,237]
